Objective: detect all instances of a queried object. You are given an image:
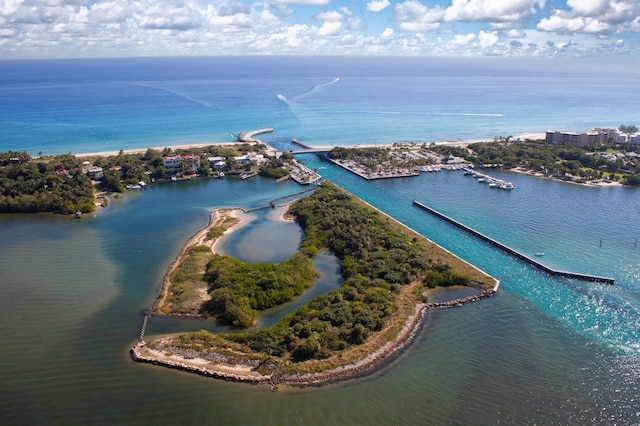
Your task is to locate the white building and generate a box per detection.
[163,155,201,173]
[546,128,625,146]
[234,153,265,166]
[87,166,104,180]
[207,156,227,171]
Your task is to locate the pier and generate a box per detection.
[237,128,273,142]
[239,171,258,180]
[413,200,614,284]
[139,314,149,342]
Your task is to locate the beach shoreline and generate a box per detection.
[75,141,239,158]
[150,208,251,317]
[135,191,500,390]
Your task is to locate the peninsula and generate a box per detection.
[132,181,499,388]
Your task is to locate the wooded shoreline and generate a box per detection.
[132,286,497,389]
[132,182,499,389]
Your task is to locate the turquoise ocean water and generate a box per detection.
[1,57,639,424]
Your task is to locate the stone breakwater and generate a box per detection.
[132,288,496,389]
[425,288,496,309]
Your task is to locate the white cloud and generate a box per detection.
[445,0,546,23]
[395,0,446,32]
[537,1,640,35]
[275,0,330,5]
[1,0,24,16]
[504,29,526,38]
[478,30,499,47]
[449,33,475,46]
[285,23,308,47]
[537,14,610,34]
[317,21,342,36]
[366,0,390,13]
[139,4,203,31]
[381,27,394,38]
[88,1,131,24]
[315,11,342,22]
[0,0,638,59]
[566,0,610,17]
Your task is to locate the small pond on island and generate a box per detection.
[145,205,344,336]
[217,206,344,329]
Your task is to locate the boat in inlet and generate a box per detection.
[464,169,514,190]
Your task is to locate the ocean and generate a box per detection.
[2,56,640,156]
[0,56,639,425]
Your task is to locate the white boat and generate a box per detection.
[534,252,544,256]
[489,180,499,187]
[500,182,515,190]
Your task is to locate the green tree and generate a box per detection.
[619,124,638,142]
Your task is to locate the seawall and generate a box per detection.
[413,200,614,284]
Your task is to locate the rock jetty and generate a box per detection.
[131,287,497,389]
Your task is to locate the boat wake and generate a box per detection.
[139,83,216,108]
[330,110,504,117]
[294,77,341,101]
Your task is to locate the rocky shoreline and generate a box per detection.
[131,287,497,390]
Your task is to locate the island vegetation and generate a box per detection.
[430,136,640,185]
[0,143,291,214]
[141,181,496,380]
[0,151,95,214]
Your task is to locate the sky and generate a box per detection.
[0,0,639,59]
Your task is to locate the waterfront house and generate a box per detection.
[234,153,265,166]
[163,155,202,174]
[207,156,228,171]
[87,166,104,180]
[163,156,182,173]
[183,155,201,173]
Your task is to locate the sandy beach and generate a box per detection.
[151,208,251,316]
[73,132,545,158]
[75,141,238,158]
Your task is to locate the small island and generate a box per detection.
[132,181,498,388]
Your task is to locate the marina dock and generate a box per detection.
[413,200,614,284]
[463,168,515,189]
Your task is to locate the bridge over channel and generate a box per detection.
[289,148,332,154]
[288,139,332,154]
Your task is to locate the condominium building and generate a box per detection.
[545,128,625,146]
